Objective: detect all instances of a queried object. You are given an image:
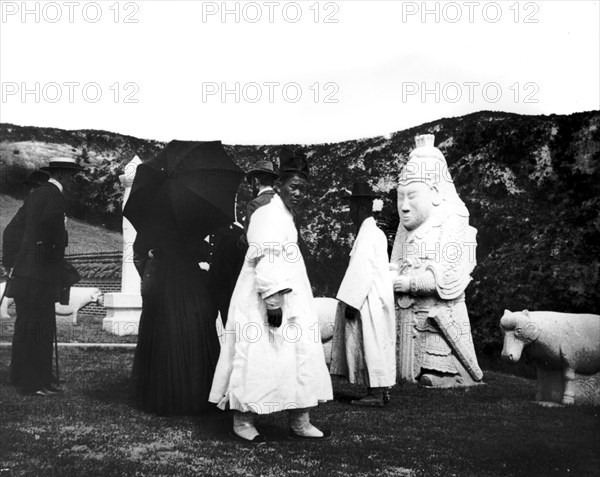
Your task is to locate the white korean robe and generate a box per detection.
[209,195,333,414]
[330,217,397,387]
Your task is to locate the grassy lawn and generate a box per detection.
[0,348,598,477]
[1,314,138,345]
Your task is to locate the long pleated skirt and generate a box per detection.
[132,255,219,416]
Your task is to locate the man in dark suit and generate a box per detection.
[243,160,278,231]
[207,160,278,325]
[208,222,246,326]
[2,171,50,272]
[9,158,81,396]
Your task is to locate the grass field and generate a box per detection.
[0,347,599,477]
[0,313,138,345]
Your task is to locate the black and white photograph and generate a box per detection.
[0,1,599,475]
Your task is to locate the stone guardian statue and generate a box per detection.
[390,134,483,387]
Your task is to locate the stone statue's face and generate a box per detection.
[397,181,435,231]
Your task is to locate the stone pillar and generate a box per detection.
[120,158,142,295]
[102,156,143,336]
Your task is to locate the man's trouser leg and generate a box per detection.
[12,279,55,393]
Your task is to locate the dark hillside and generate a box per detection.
[2,110,598,363]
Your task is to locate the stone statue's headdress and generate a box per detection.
[399,134,469,216]
[399,134,447,185]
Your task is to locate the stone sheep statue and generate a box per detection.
[500,309,600,405]
[55,287,103,324]
[0,281,13,320]
[314,297,338,366]
[1,282,102,324]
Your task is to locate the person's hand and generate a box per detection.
[393,276,411,293]
[148,249,163,259]
[344,305,359,320]
[267,308,283,328]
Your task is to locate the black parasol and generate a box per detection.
[123,140,244,255]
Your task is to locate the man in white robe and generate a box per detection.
[330,182,397,406]
[209,154,333,443]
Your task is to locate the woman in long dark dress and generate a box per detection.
[131,204,220,416]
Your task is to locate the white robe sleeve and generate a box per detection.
[246,203,294,299]
[336,222,376,311]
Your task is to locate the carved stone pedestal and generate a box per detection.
[102,293,142,336]
[536,368,600,406]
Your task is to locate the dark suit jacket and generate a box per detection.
[12,182,67,285]
[244,189,276,231]
[2,205,26,269]
[208,223,246,325]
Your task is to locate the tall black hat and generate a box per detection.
[343,182,379,200]
[279,147,309,180]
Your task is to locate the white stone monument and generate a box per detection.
[102,156,143,336]
[390,134,483,387]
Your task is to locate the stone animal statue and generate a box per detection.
[500,309,600,405]
[0,281,14,320]
[2,284,102,323]
[55,287,103,324]
[314,297,339,365]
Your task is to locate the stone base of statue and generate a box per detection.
[102,293,142,336]
[535,368,600,406]
[396,306,483,387]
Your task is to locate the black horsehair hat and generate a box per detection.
[344,182,379,200]
[279,147,309,180]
